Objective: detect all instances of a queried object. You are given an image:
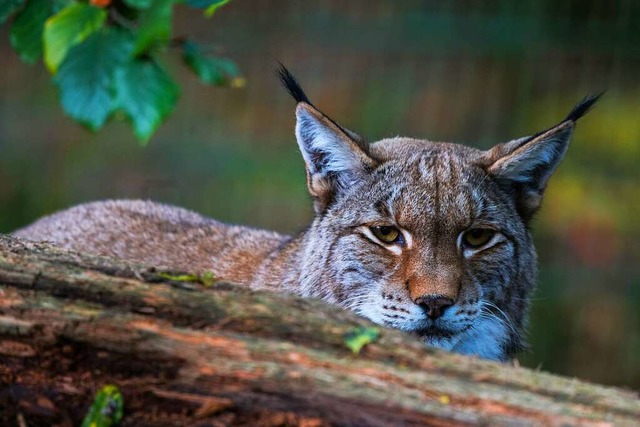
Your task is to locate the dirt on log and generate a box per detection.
[0,234,638,427]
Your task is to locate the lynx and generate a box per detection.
[13,66,600,361]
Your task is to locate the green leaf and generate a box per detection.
[115,59,179,142]
[158,271,217,286]
[52,0,72,12]
[133,0,174,55]
[43,3,106,73]
[343,326,380,354]
[185,0,224,8]
[81,384,124,427]
[182,41,243,87]
[185,0,229,17]
[204,0,229,17]
[0,0,25,24]
[123,0,152,9]
[9,0,54,64]
[54,29,133,131]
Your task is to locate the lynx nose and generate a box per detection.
[415,296,454,319]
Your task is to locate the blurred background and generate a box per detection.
[1,0,638,389]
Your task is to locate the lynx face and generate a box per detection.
[279,66,599,361]
[298,141,536,360]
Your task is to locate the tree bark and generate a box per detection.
[0,234,637,427]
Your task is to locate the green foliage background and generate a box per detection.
[1,0,639,389]
[2,0,238,142]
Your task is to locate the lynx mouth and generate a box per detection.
[413,326,456,340]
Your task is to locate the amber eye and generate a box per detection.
[462,229,495,249]
[370,226,401,243]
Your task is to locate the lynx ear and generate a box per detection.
[295,103,376,212]
[277,64,376,212]
[481,94,602,221]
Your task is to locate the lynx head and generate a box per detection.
[278,65,600,361]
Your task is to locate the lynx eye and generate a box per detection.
[370,226,401,244]
[462,228,495,249]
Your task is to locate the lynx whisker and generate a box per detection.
[342,293,378,313]
[479,300,518,338]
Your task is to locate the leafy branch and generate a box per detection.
[1,0,242,143]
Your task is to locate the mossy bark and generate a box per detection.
[0,235,637,426]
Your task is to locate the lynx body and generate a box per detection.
[14,68,599,361]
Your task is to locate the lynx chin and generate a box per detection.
[14,66,601,362]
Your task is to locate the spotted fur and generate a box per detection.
[14,69,599,361]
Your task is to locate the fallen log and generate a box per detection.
[0,234,637,426]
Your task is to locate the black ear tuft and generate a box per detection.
[276,62,311,105]
[516,92,604,147]
[564,92,604,122]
